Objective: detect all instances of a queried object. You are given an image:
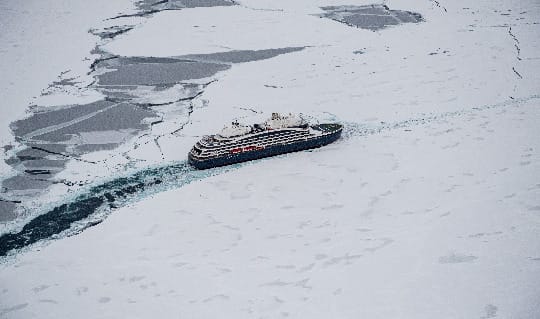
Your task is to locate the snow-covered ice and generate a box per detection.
[0,0,135,150]
[1,0,539,317]
[1,98,539,318]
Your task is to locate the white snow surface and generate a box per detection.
[1,100,539,318]
[1,0,540,317]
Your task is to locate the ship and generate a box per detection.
[188,113,343,169]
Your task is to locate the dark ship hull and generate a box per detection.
[189,123,343,170]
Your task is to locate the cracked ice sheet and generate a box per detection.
[101,4,352,56]
[102,0,540,131]
[0,0,134,149]
[318,5,424,31]
[0,47,306,224]
[1,0,539,312]
[1,46,303,220]
[1,98,539,319]
[3,0,536,237]
[184,2,540,131]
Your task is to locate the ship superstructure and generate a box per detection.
[188,113,342,169]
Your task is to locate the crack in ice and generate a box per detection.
[20,102,124,141]
[429,0,447,13]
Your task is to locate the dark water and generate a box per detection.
[3,75,534,259]
[0,161,226,257]
[0,46,308,257]
[0,1,426,257]
[0,47,305,220]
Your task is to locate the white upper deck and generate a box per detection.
[217,113,307,139]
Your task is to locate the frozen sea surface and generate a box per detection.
[1,47,305,222]
[319,4,424,31]
[1,0,540,317]
[1,96,539,318]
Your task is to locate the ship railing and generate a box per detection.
[197,130,310,151]
[193,135,315,159]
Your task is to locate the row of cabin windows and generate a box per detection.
[225,132,308,150]
[196,134,311,158]
[199,131,309,150]
[237,132,309,145]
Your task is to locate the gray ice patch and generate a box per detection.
[1,47,306,222]
[319,4,423,31]
[32,102,155,143]
[11,100,114,139]
[13,146,65,162]
[439,252,478,264]
[97,47,306,86]
[0,202,18,222]
[180,47,305,64]
[1,101,156,216]
[75,143,122,153]
[95,57,193,69]
[110,0,237,19]
[97,61,230,86]
[22,159,66,168]
[136,0,236,11]
[6,146,68,171]
[2,175,52,191]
